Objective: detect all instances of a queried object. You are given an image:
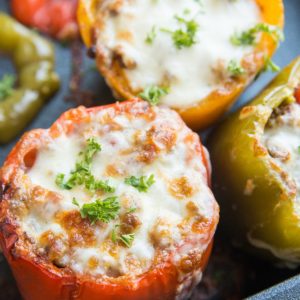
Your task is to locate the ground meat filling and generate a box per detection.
[264,101,300,199]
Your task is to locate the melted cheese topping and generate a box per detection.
[252,102,300,265]
[263,103,300,201]
[17,102,216,277]
[248,232,300,269]
[96,0,261,108]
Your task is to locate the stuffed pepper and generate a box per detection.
[77,0,284,130]
[11,0,79,40]
[0,100,219,299]
[0,13,60,144]
[209,57,300,266]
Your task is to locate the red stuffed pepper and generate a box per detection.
[0,100,219,300]
[11,0,79,40]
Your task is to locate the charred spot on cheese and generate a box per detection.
[95,0,262,108]
[4,101,217,279]
[169,176,196,199]
[120,211,141,233]
[178,249,203,274]
[38,230,68,267]
[263,101,300,200]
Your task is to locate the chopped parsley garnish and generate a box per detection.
[145,26,157,44]
[73,196,120,224]
[78,137,101,169]
[0,74,15,101]
[56,173,72,189]
[84,177,115,193]
[227,59,245,77]
[111,225,135,247]
[127,207,137,214]
[262,57,280,73]
[231,23,284,46]
[111,224,119,243]
[139,85,169,105]
[183,8,191,15]
[162,15,199,49]
[119,233,135,247]
[125,174,155,192]
[55,138,115,193]
[72,197,80,207]
[298,146,300,154]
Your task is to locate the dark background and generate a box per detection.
[1,0,300,299]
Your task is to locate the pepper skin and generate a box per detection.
[77,0,284,131]
[0,13,60,144]
[11,0,79,40]
[208,57,300,265]
[0,100,219,300]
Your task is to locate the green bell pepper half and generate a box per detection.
[209,57,300,266]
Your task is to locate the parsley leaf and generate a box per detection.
[111,224,120,243]
[125,174,155,192]
[227,60,245,77]
[127,207,137,213]
[262,57,280,73]
[139,85,169,105]
[145,26,157,44]
[84,177,115,193]
[231,23,284,46]
[77,137,101,172]
[111,225,135,248]
[255,23,284,42]
[162,15,199,49]
[119,233,135,247]
[79,196,120,224]
[55,138,115,193]
[72,197,80,207]
[0,74,15,101]
[55,173,73,190]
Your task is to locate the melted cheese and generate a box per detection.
[22,102,216,277]
[263,103,300,201]
[248,232,300,269]
[251,102,300,264]
[97,0,261,108]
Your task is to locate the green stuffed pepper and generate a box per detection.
[0,13,60,144]
[209,57,300,267]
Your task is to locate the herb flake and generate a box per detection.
[72,197,80,207]
[55,138,115,193]
[231,23,284,46]
[262,57,280,73]
[79,197,120,224]
[127,207,137,214]
[139,85,169,105]
[111,225,135,248]
[125,174,155,192]
[119,233,135,247]
[145,26,157,44]
[0,74,15,101]
[227,59,245,77]
[162,15,199,49]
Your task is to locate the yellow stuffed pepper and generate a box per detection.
[78,0,284,130]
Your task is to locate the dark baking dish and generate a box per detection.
[0,0,300,299]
